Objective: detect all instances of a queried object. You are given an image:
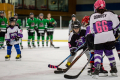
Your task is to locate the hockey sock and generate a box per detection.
[7,46,12,55]
[85,51,90,60]
[42,36,44,45]
[94,50,103,67]
[28,36,32,44]
[0,37,3,46]
[50,35,53,41]
[90,52,94,64]
[32,35,35,45]
[14,44,21,54]
[104,50,116,66]
[37,36,40,45]
[20,38,22,46]
[46,35,49,45]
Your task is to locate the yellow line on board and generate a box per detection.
[22,40,68,42]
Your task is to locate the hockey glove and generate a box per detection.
[6,40,11,46]
[15,37,20,41]
[76,37,85,47]
[70,48,77,56]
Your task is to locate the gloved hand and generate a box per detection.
[6,40,10,45]
[15,37,20,41]
[70,48,77,56]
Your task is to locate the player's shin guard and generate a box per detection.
[42,36,44,47]
[37,36,40,46]
[14,44,21,54]
[7,46,12,55]
[46,36,49,46]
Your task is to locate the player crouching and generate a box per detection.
[5,17,23,61]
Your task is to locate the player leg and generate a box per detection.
[46,32,49,47]
[32,32,36,47]
[104,41,117,76]
[28,31,32,48]
[2,32,6,49]
[115,40,120,60]
[5,45,12,60]
[14,44,21,60]
[50,32,54,47]
[20,38,23,49]
[42,33,45,47]
[37,33,40,47]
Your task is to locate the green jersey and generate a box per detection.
[46,18,57,32]
[16,19,22,29]
[0,17,8,32]
[37,18,47,33]
[26,17,37,33]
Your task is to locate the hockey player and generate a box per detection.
[90,0,120,78]
[82,16,108,76]
[5,17,23,60]
[66,21,90,67]
[68,14,80,35]
[36,13,47,47]
[115,16,120,60]
[46,13,57,47]
[26,13,37,48]
[0,11,8,49]
[14,13,23,49]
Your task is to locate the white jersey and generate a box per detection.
[90,11,120,44]
[5,25,23,45]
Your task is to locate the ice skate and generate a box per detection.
[38,44,40,47]
[28,44,31,49]
[110,62,118,77]
[99,66,108,77]
[5,55,11,61]
[32,44,36,48]
[65,62,71,68]
[16,54,21,61]
[92,64,100,79]
[42,44,44,47]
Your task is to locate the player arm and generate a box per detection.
[5,28,10,42]
[18,26,23,38]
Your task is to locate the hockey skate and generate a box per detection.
[28,44,31,49]
[65,62,71,68]
[38,44,40,47]
[92,64,100,79]
[50,43,54,47]
[16,54,21,61]
[110,62,118,77]
[42,44,44,47]
[32,44,36,48]
[99,65,108,77]
[88,63,95,76]
[5,55,11,61]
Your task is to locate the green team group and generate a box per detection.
[0,11,57,49]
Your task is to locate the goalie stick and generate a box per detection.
[48,42,86,68]
[54,48,88,74]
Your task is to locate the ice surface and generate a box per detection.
[0,41,120,80]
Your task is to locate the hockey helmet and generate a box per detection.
[94,0,106,10]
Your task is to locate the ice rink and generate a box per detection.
[0,41,120,80]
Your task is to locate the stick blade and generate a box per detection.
[54,70,64,74]
[64,74,78,79]
[48,64,58,68]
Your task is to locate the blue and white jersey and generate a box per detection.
[5,25,23,45]
[90,11,120,44]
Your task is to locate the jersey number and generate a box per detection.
[95,20,108,33]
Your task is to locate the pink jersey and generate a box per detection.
[90,11,120,44]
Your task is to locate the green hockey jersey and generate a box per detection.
[16,19,22,29]
[0,17,8,32]
[46,18,57,32]
[26,17,37,33]
[37,18,47,33]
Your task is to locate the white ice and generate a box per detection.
[0,41,120,80]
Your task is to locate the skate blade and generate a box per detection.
[16,58,21,61]
[99,73,108,77]
[111,73,118,77]
[88,73,92,76]
[92,75,99,79]
[5,58,10,61]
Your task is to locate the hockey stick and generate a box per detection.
[64,55,106,79]
[48,42,86,69]
[54,48,88,74]
[0,40,15,49]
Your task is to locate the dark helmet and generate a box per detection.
[0,11,4,14]
[72,21,81,34]
[14,13,18,16]
[30,13,34,15]
[71,14,76,18]
[9,17,16,22]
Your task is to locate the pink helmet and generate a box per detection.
[94,0,106,10]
